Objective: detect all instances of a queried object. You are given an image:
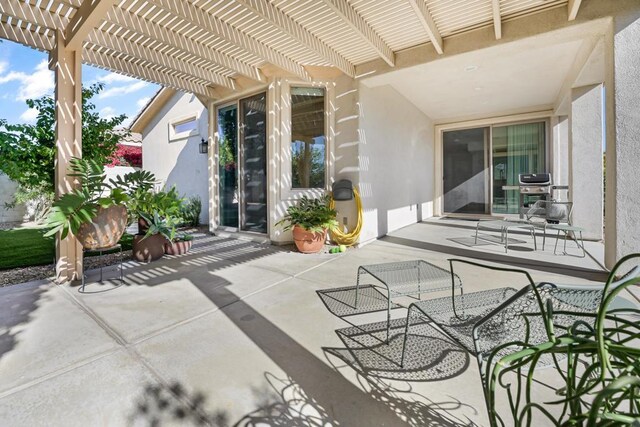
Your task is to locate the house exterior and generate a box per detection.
[130,89,209,225]
[4,0,638,280]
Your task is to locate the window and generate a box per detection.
[290,87,326,189]
[169,115,199,141]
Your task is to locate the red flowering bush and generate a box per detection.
[108,144,142,168]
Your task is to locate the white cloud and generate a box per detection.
[19,108,39,123]
[97,81,148,99]
[0,60,54,101]
[96,72,136,84]
[136,96,150,108]
[0,61,8,75]
[99,106,116,119]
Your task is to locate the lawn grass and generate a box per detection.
[0,227,133,270]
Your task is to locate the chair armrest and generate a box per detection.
[447,258,535,287]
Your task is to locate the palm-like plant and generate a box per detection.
[276,195,338,233]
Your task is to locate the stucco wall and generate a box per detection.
[0,173,26,223]
[357,84,435,243]
[142,92,209,224]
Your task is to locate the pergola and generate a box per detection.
[0,0,589,281]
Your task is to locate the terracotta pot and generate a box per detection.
[76,205,128,250]
[164,239,193,256]
[138,217,149,234]
[132,234,167,262]
[292,225,327,254]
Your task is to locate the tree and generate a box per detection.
[0,83,128,215]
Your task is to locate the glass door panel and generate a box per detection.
[443,127,490,214]
[492,122,545,214]
[217,105,239,228]
[239,93,268,233]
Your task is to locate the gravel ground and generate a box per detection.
[0,251,133,287]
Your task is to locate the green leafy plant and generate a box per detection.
[127,186,184,226]
[486,254,640,426]
[180,196,202,227]
[276,195,338,233]
[140,212,177,242]
[0,83,128,211]
[44,158,128,239]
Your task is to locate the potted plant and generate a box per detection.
[45,158,130,250]
[164,233,194,256]
[132,212,175,262]
[276,195,338,254]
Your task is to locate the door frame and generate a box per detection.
[213,89,270,235]
[434,111,553,217]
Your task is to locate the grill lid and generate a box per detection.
[519,173,552,186]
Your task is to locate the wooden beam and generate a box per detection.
[106,7,265,83]
[149,0,311,81]
[236,0,356,76]
[322,0,394,67]
[51,29,83,282]
[65,0,117,50]
[491,0,502,40]
[406,0,443,54]
[87,29,236,90]
[83,47,216,99]
[0,0,68,31]
[0,21,54,51]
[568,0,583,21]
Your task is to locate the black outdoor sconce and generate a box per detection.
[199,138,208,154]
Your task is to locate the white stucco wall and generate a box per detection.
[0,173,26,223]
[357,84,435,243]
[142,92,209,224]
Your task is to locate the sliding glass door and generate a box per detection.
[443,127,490,214]
[442,121,546,216]
[216,92,268,234]
[491,122,545,214]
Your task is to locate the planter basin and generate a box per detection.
[164,240,193,256]
[292,225,326,254]
[76,205,128,250]
[132,234,166,262]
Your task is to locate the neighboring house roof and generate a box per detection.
[129,87,176,134]
[113,128,142,146]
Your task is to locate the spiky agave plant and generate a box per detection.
[486,254,640,427]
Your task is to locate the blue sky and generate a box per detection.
[0,40,160,127]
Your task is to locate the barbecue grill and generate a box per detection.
[519,173,552,195]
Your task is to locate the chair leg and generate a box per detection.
[554,230,561,255]
[504,228,509,253]
[400,306,415,367]
[475,223,480,244]
[530,228,537,251]
[542,224,547,251]
[386,287,392,344]
[578,231,586,258]
[354,267,363,308]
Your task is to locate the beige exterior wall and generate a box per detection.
[142,91,209,224]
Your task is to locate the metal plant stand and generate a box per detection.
[354,260,463,342]
[80,244,124,292]
[551,224,586,257]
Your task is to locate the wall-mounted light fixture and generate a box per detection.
[199,138,208,154]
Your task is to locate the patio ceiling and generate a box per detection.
[0,0,582,99]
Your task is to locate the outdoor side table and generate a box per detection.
[355,260,463,342]
[80,244,125,292]
[475,220,537,253]
[550,224,586,257]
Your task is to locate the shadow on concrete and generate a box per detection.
[381,235,607,281]
[324,348,479,427]
[0,282,49,361]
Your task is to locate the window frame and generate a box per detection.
[288,84,329,192]
[168,113,200,141]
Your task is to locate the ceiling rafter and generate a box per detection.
[0,20,54,51]
[0,0,68,31]
[66,0,118,50]
[321,0,394,67]
[235,0,356,77]
[491,0,502,39]
[568,0,583,21]
[106,6,265,83]
[406,0,443,54]
[87,29,236,89]
[83,47,217,98]
[148,0,311,81]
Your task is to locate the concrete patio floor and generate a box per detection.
[0,222,619,426]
